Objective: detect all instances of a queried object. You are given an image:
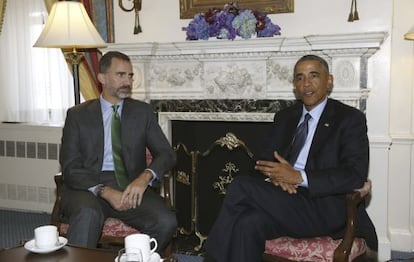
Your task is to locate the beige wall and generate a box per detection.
[113,0,392,43]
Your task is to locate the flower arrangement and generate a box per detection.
[183,2,281,40]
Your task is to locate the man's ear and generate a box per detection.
[327,74,334,94]
[97,73,105,85]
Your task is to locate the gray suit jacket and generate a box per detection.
[59,98,176,190]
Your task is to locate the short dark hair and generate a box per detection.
[294,55,330,74]
[99,51,131,73]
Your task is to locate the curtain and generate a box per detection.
[0,0,113,123]
[81,0,115,95]
[0,0,73,123]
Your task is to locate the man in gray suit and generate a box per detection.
[204,55,377,262]
[59,51,177,252]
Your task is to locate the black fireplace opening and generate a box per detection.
[171,120,274,253]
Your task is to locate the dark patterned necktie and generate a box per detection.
[288,113,311,165]
[111,105,128,189]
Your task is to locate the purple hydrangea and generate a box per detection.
[183,3,281,40]
[257,17,281,37]
[231,10,257,39]
[184,14,210,40]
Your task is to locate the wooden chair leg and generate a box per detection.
[162,240,174,258]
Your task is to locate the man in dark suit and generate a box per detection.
[204,55,377,262]
[59,51,177,252]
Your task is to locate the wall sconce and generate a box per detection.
[119,0,142,34]
[33,1,107,105]
[404,26,414,40]
[348,0,359,22]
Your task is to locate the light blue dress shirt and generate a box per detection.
[295,98,327,187]
[100,96,123,171]
[89,96,156,193]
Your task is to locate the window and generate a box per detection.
[0,0,74,124]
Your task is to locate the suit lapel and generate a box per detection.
[308,100,336,159]
[86,100,105,165]
[120,99,137,142]
[120,99,139,166]
[282,105,302,157]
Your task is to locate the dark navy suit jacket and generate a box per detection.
[260,98,377,250]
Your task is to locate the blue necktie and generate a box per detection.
[288,113,311,165]
[112,105,128,189]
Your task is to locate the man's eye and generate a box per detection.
[311,73,319,78]
[116,72,128,78]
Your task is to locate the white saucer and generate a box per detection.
[24,236,68,254]
[114,252,163,262]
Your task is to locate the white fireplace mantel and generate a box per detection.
[103,30,389,146]
[104,31,388,105]
[106,31,387,55]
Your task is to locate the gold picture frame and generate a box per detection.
[0,0,6,34]
[180,0,294,19]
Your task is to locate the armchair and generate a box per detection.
[262,180,372,262]
[51,172,174,257]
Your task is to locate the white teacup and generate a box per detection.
[125,233,158,262]
[34,225,59,249]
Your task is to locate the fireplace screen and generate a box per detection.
[171,120,272,251]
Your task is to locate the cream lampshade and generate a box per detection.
[405,25,414,40]
[34,1,107,105]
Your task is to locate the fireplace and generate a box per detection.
[104,31,389,253]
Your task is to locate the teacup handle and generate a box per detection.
[117,248,126,262]
[149,238,158,253]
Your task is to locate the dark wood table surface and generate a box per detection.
[0,244,119,262]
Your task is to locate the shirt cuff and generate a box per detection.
[145,168,157,186]
[88,184,104,196]
[299,170,309,187]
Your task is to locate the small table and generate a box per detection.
[0,244,118,262]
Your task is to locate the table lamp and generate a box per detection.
[34,1,107,105]
[405,25,414,40]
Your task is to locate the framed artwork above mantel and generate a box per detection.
[180,0,294,19]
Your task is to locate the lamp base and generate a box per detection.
[64,49,84,105]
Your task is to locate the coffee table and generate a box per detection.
[0,244,118,262]
[0,244,178,262]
